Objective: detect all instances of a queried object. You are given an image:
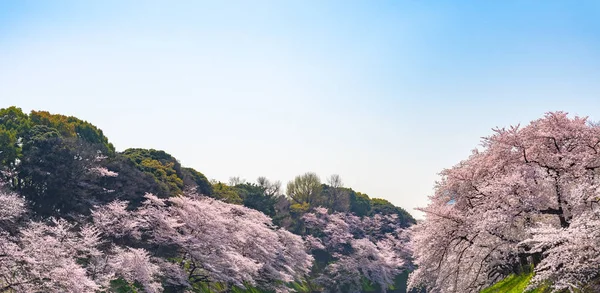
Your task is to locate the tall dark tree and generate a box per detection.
[17,125,109,217]
[320,184,351,213]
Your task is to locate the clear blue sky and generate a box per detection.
[1,1,599,218]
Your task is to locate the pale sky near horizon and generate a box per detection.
[1,1,599,218]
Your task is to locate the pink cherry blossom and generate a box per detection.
[409,112,600,292]
[303,208,408,292]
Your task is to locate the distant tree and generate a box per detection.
[236,178,283,217]
[101,153,164,207]
[121,149,213,200]
[327,174,343,188]
[0,107,31,136]
[257,176,282,197]
[0,107,33,178]
[228,176,246,186]
[0,125,18,168]
[0,107,115,173]
[211,181,243,204]
[122,148,185,197]
[29,110,114,153]
[287,172,323,214]
[321,184,351,213]
[350,192,372,217]
[273,195,294,229]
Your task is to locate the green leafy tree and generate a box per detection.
[235,178,282,217]
[123,149,213,200]
[286,172,323,211]
[211,182,243,204]
[320,184,352,213]
[17,125,106,217]
[0,106,114,169]
[350,192,372,217]
[122,148,185,197]
[0,107,32,174]
[29,110,114,153]
[0,126,18,167]
[101,153,166,207]
[0,106,31,138]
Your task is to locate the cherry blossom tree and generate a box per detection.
[0,187,163,292]
[0,188,26,222]
[302,207,409,293]
[1,186,308,292]
[519,211,600,291]
[409,112,600,292]
[93,192,314,292]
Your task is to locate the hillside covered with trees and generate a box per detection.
[0,106,415,293]
[3,107,600,293]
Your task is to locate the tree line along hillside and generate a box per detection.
[0,106,416,293]
[3,106,598,293]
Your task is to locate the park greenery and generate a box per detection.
[1,106,600,292]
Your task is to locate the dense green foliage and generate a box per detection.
[121,149,213,199]
[122,148,186,197]
[234,183,278,216]
[0,107,218,217]
[29,110,115,153]
[211,181,244,204]
[0,107,118,216]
